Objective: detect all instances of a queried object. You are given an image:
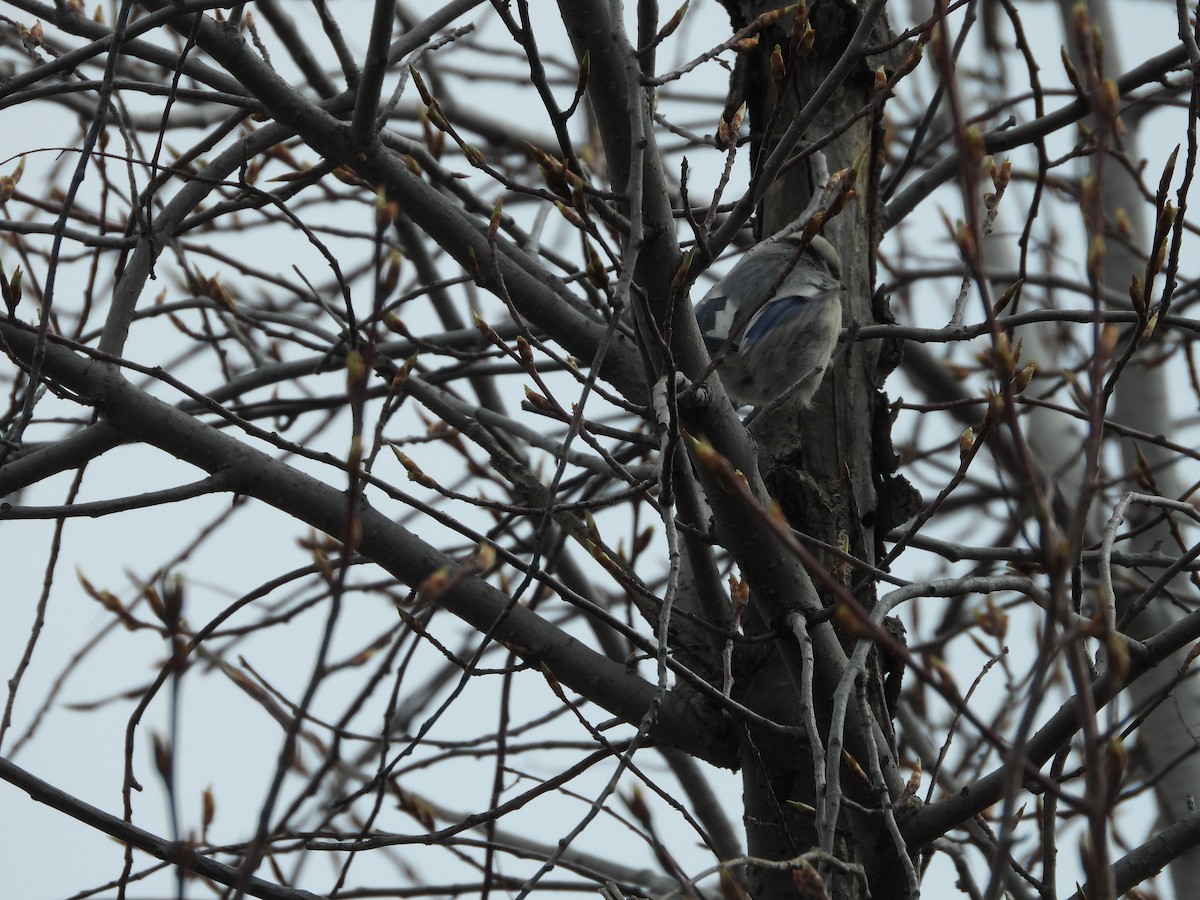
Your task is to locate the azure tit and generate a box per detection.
[694,233,844,409]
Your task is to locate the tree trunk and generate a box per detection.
[726,2,915,897]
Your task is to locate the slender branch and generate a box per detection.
[0,755,324,900]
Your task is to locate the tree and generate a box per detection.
[2,0,1199,898]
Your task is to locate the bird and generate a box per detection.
[694,233,844,409]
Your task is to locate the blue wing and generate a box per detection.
[743,295,823,347]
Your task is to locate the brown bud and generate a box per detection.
[1013,362,1037,394]
[1114,207,1133,239]
[770,44,786,86]
[958,426,975,458]
[0,158,25,204]
[202,786,216,832]
[1128,273,1146,314]
[1095,77,1121,126]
